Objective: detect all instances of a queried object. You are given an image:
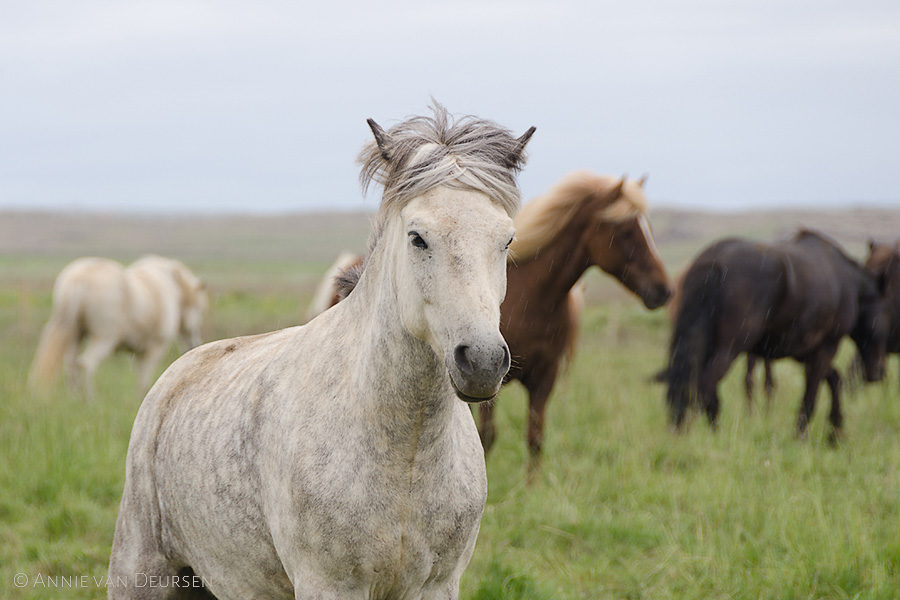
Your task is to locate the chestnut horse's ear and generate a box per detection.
[505,126,536,169]
[612,175,627,197]
[868,238,876,252]
[638,174,648,188]
[367,118,394,161]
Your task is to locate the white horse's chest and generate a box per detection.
[267,402,487,597]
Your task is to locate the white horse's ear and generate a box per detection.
[638,174,648,188]
[505,126,536,169]
[367,119,394,161]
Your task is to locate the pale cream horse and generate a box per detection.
[108,105,535,600]
[28,255,208,398]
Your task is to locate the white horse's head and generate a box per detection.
[392,187,516,400]
[359,103,535,401]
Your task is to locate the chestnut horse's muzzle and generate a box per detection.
[641,282,672,310]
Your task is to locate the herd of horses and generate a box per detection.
[25,105,900,599]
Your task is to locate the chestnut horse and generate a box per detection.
[319,172,671,471]
[667,230,888,443]
[485,172,671,469]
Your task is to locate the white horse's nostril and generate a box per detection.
[454,345,474,375]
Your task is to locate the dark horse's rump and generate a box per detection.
[667,229,887,440]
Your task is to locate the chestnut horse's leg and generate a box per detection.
[522,364,560,479]
[477,402,497,453]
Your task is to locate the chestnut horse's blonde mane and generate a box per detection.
[510,171,649,262]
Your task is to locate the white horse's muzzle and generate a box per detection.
[446,340,511,403]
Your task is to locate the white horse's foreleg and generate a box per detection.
[76,336,117,399]
[136,343,167,395]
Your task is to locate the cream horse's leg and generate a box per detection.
[76,336,117,399]
[136,343,167,395]
[63,341,80,393]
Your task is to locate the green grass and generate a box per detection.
[2,277,900,598]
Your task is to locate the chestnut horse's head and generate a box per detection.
[584,176,672,309]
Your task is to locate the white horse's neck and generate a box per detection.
[335,222,456,448]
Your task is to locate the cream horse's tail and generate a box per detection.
[28,286,83,392]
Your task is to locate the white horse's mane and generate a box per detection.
[358,102,530,251]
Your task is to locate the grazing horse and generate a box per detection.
[481,172,671,469]
[322,172,672,472]
[666,229,888,441]
[28,255,207,398]
[108,105,535,600]
[865,240,900,375]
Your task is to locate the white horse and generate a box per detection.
[28,255,208,398]
[108,105,535,600]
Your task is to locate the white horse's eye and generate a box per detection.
[505,236,514,250]
[409,232,428,249]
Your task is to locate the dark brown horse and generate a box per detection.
[865,240,900,373]
[667,229,888,442]
[320,172,672,471]
[662,268,775,408]
[483,172,671,470]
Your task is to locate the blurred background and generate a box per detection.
[2,0,898,214]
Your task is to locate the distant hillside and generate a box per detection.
[2,207,898,299]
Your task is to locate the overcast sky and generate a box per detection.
[1,0,898,214]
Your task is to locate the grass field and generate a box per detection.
[2,209,900,599]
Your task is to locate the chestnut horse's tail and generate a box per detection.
[666,264,722,429]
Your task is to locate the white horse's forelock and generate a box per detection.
[359,102,528,252]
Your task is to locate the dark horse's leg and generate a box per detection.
[699,350,739,430]
[744,354,757,410]
[797,346,838,439]
[763,359,775,408]
[825,367,842,446]
[745,355,776,413]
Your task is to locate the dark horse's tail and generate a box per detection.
[666,264,722,429]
